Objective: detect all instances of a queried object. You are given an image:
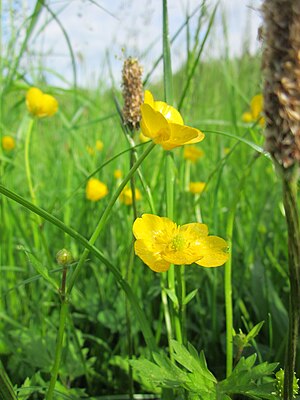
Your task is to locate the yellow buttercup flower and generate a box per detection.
[96,140,104,151]
[114,169,123,179]
[120,187,142,205]
[242,94,264,126]
[26,87,58,118]
[2,136,15,151]
[133,214,229,272]
[86,178,108,201]
[140,90,204,150]
[184,145,204,162]
[189,182,206,194]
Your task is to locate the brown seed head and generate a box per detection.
[262,0,300,168]
[122,57,143,131]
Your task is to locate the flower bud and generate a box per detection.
[56,249,73,266]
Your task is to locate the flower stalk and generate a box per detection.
[262,1,300,396]
[282,169,300,399]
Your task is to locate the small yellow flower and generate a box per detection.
[140,90,204,150]
[114,169,123,179]
[26,87,58,118]
[183,145,204,162]
[86,146,95,156]
[120,187,142,205]
[242,94,264,126]
[96,140,104,151]
[133,214,229,272]
[189,182,206,194]
[223,147,230,155]
[86,178,108,201]
[2,136,15,151]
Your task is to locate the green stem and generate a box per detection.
[45,301,69,400]
[24,118,39,248]
[67,141,155,295]
[0,184,158,353]
[224,156,257,377]
[282,170,300,400]
[162,0,173,104]
[24,117,53,267]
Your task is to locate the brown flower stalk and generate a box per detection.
[262,1,300,399]
[262,0,300,168]
[122,57,143,131]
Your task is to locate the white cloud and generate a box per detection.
[6,0,263,88]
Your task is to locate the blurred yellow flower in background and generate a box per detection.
[140,90,204,150]
[86,146,95,156]
[26,87,58,118]
[86,178,108,201]
[120,187,142,205]
[114,169,123,179]
[184,145,204,162]
[133,214,229,272]
[189,182,206,194]
[242,94,264,126]
[96,140,104,151]
[2,136,15,151]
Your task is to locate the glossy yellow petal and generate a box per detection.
[134,239,170,272]
[161,123,204,150]
[242,112,253,123]
[195,236,229,267]
[133,214,175,243]
[180,223,208,238]
[154,101,184,125]
[250,94,263,120]
[144,90,155,107]
[140,104,170,141]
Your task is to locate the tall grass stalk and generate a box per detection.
[162,0,184,350]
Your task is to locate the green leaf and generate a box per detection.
[246,321,265,342]
[164,288,179,307]
[183,289,198,305]
[24,250,59,290]
[0,361,17,400]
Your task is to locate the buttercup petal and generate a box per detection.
[144,90,155,107]
[154,101,184,125]
[180,223,208,238]
[133,214,175,242]
[134,240,170,272]
[141,104,170,141]
[40,94,59,117]
[195,236,229,267]
[161,123,204,150]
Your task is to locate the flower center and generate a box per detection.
[171,234,185,251]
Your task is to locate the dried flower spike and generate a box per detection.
[122,57,143,131]
[262,1,300,168]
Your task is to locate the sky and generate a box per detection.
[3,0,263,88]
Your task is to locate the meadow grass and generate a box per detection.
[0,1,299,399]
